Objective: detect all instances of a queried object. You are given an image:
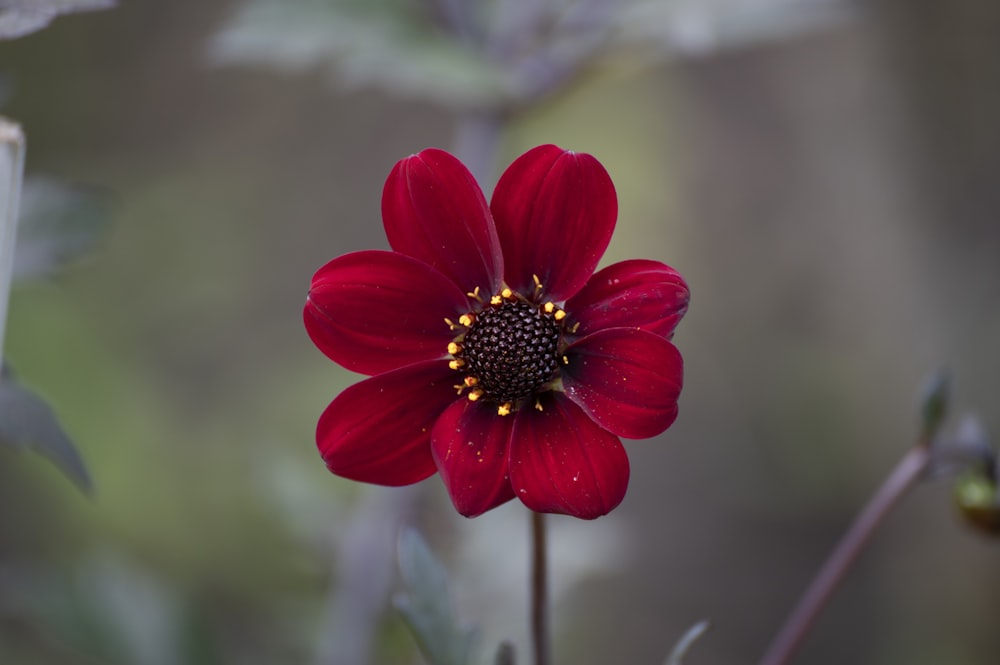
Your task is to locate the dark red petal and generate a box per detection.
[304,250,470,375]
[565,259,690,339]
[431,399,516,517]
[562,328,683,439]
[508,392,629,519]
[491,145,617,301]
[317,360,460,486]
[382,148,503,296]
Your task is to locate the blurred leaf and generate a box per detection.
[77,549,184,665]
[0,0,116,40]
[493,641,515,665]
[663,620,710,665]
[207,0,508,107]
[0,366,91,492]
[394,528,477,665]
[14,176,113,280]
[918,369,949,439]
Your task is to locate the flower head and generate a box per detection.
[304,145,688,519]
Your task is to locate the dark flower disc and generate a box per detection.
[461,300,560,404]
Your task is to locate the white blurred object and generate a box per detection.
[0,0,116,40]
[0,117,25,370]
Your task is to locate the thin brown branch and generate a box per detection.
[758,442,933,665]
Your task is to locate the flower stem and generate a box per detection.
[758,442,933,665]
[531,510,551,665]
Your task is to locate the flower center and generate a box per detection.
[450,296,563,414]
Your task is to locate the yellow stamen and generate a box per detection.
[569,321,581,333]
[561,355,569,365]
[468,388,484,402]
[497,402,512,416]
[463,376,479,387]
[447,341,461,355]
[501,287,513,299]
[554,309,566,321]
[458,313,475,327]
[543,302,556,314]
[534,399,544,412]
[449,359,465,370]
[490,294,503,306]
[532,274,543,292]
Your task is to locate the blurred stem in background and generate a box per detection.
[758,442,932,665]
[758,374,950,665]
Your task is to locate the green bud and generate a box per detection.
[954,471,1000,535]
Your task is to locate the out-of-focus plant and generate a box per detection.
[0,136,111,493]
[0,0,116,491]
[208,0,854,182]
[208,0,854,108]
[0,0,115,40]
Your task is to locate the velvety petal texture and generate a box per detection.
[317,361,460,486]
[491,145,617,301]
[383,148,502,297]
[432,399,516,517]
[305,250,471,375]
[562,328,683,439]
[565,259,690,339]
[509,393,629,519]
[306,145,688,520]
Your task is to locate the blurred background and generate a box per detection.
[1,1,999,664]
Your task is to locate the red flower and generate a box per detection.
[304,145,688,519]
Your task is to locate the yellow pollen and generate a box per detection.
[489,294,502,305]
[497,402,513,416]
[447,341,461,355]
[543,302,556,314]
[449,359,465,370]
[463,376,479,387]
[569,321,581,333]
[534,399,544,412]
[501,287,513,299]
[468,388,484,402]
[562,355,569,365]
[458,313,475,327]
[554,309,567,321]
[532,274,543,291]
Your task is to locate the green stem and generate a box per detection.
[0,118,26,369]
[758,442,933,665]
[531,510,550,665]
